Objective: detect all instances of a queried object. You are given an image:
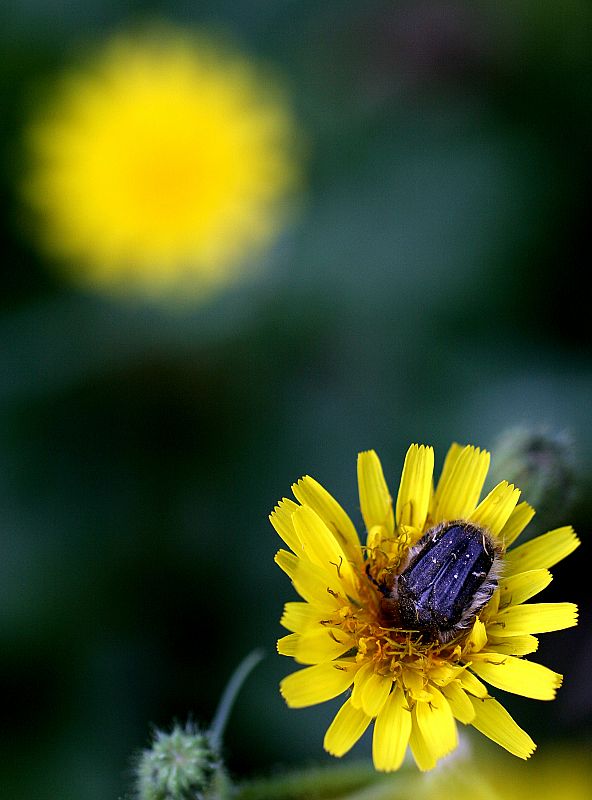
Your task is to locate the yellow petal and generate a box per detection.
[487,635,539,656]
[293,626,355,665]
[291,506,357,593]
[360,671,393,717]
[274,550,341,609]
[488,602,578,636]
[458,670,488,698]
[292,476,362,562]
[277,633,298,657]
[408,719,435,771]
[505,526,580,575]
[427,664,464,687]
[470,654,562,700]
[409,708,436,771]
[469,696,536,759]
[469,481,521,536]
[482,588,500,619]
[441,681,476,724]
[402,667,431,702]
[324,698,372,757]
[465,618,488,652]
[280,601,329,633]
[433,442,464,502]
[414,686,458,764]
[350,662,375,709]
[357,450,394,538]
[280,661,359,708]
[499,501,535,547]
[269,498,301,552]
[372,686,411,772]
[498,569,553,607]
[395,444,434,531]
[432,445,490,523]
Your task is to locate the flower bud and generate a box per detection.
[491,427,577,534]
[135,722,226,800]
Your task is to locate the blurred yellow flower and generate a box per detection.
[421,746,592,800]
[272,443,579,772]
[24,28,299,298]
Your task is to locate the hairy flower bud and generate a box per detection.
[135,723,225,800]
[491,427,577,534]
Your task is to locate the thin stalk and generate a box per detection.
[210,648,265,748]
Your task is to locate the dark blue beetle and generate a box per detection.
[394,521,502,642]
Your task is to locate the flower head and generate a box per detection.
[271,443,579,772]
[135,722,221,800]
[24,28,299,299]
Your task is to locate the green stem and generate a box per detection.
[210,649,265,748]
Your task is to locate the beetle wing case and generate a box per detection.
[394,521,502,642]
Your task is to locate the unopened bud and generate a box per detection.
[491,427,577,534]
[135,722,226,800]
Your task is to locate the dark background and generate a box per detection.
[1,2,590,798]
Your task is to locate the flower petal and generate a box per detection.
[432,445,490,523]
[414,686,458,764]
[469,696,536,759]
[274,550,341,608]
[465,618,488,652]
[499,501,535,547]
[409,709,437,771]
[402,668,431,702]
[488,603,578,636]
[433,442,463,500]
[427,664,464,687]
[498,569,553,607]
[280,601,329,633]
[280,661,359,708]
[441,681,475,724]
[293,626,355,665]
[469,481,521,536]
[269,498,301,552]
[360,671,393,717]
[350,661,375,709]
[324,699,372,757]
[505,526,580,575]
[486,635,539,656]
[292,476,362,562]
[457,670,488,698]
[277,633,298,657]
[357,450,394,537]
[291,506,357,593]
[470,654,562,700]
[372,686,411,772]
[395,444,434,531]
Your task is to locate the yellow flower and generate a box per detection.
[271,443,579,772]
[23,28,299,298]
[420,746,592,800]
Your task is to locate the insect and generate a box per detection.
[389,521,503,643]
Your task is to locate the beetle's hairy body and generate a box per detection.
[393,521,503,642]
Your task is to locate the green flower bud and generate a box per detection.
[135,723,225,800]
[491,427,577,534]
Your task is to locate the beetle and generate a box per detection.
[391,521,503,643]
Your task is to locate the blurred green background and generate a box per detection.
[1,2,591,798]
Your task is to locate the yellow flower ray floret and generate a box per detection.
[395,444,434,531]
[372,686,411,771]
[358,450,394,542]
